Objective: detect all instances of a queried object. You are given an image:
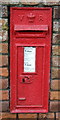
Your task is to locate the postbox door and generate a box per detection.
[17,45,45,106]
[13,35,49,112]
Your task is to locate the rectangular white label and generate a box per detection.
[24,47,36,72]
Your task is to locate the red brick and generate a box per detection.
[0,79,8,89]
[0,68,8,77]
[0,43,8,54]
[52,46,60,56]
[0,91,2,101]
[39,113,54,119]
[52,33,60,44]
[0,90,9,100]
[56,113,60,119]
[18,114,37,118]
[0,101,9,112]
[52,68,60,79]
[51,80,60,90]
[0,112,16,119]
[0,112,2,120]
[52,56,59,67]
[53,7,60,19]
[50,91,60,100]
[2,30,8,41]
[0,55,8,66]
[50,101,60,112]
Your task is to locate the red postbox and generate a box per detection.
[10,7,52,113]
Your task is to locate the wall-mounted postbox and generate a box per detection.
[10,7,52,113]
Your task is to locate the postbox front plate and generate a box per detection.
[10,7,52,113]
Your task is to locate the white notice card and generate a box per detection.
[24,47,36,72]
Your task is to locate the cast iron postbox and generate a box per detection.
[10,7,52,113]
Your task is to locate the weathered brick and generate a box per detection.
[0,18,2,31]
[45,1,60,6]
[2,19,8,30]
[0,6,8,18]
[0,103,2,112]
[18,0,46,5]
[0,112,2,120]
[50,101,60,112]
[52,45,60,56]
[0,79,2,89]
[0,55,8,66]
[0,90,9,100]
[0,0,60,5]
[0,90,2,101]
[0,31,2,41]
[58,46,60,56]
[0,68,8,77]
[52,33,60,44]
[2,30,8,41]
[18,114,37,118]
[39,113,54,119]
[0,112,16,119]
[0,79,8,89]
[52,56,60,67]
[53,7,60,19]
[0,0,44,5]
[39,114,47,119]
[2,6,8,18]
[58,22,60,32]
[0,55,2,67]
[51,80,60,90]
[50,91,60,100]
[0,0,19,4]
[56,113,60,119]
[53,21,59,32]
[17,0,60,5]
[0,5,2,18]
[46,113,54,119]
[0,101,9,112]
[0,43,8,54]
[52,68,60,79]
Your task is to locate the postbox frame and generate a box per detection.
[10,7,52,113]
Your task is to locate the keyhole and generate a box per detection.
[22,78,25,83]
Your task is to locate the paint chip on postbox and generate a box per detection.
[24,47,36,72]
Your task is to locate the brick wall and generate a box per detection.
[0,1,60,120]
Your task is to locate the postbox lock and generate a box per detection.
[22,76,29,83]
[20,75,32,83]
